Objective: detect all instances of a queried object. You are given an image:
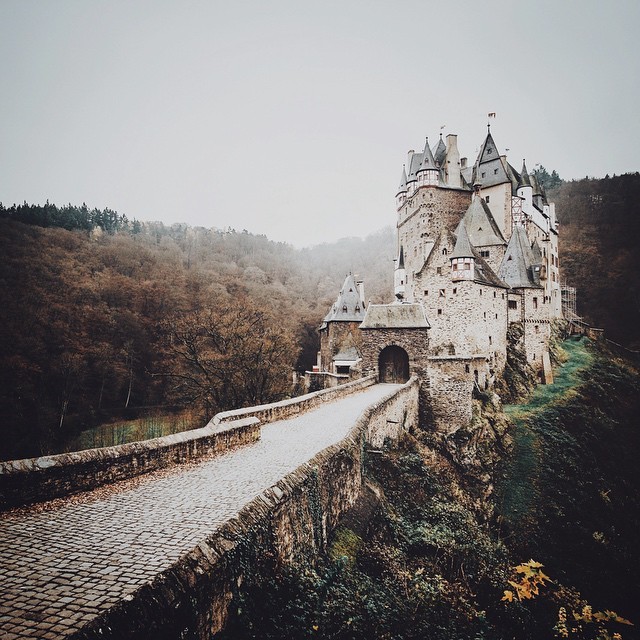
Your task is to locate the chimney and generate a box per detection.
[356,280,365,308]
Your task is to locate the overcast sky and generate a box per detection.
[1,0,638,247]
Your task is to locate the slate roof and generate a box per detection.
[518,160,532,188]
[333,347,361,362]
[472,131,510,188]
[419,137,438,172]
[397,166,408,194]
[320,274,366,327]
[433,135,447,166]
[497,225,543,289]
[456,197,506,248]
[397,245,405,269]
[451,222,474,259]
[360,303,430,329]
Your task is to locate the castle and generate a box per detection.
[316,125,562,431]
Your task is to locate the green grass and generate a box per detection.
[500,337,593,522]
[504,337,593,420]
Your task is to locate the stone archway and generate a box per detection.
[378,345,410,383]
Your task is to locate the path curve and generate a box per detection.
[0,384,398,639]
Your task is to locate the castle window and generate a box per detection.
[424,290,428,296]
[495,313,498,319]
[483,312,487,319]
[480,250,490,258]
[465,364,470,373]
[535,325,540,334]
[439,289,445,297]
[533,297,538,309]
[437,267,442,275]
[493,291,496,298]
[453,288,457,294]
[438,308,443,315]
[509,300,517,310]
[485,196,490,203]
[489,335,492,345]
[481,172,486,178]
[342,305,348,313]
[479,289,483,296]
[442,248,448,255]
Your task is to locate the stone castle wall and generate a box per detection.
[68,379,420,640]
[398,186,470,278]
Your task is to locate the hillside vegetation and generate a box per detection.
[219,339,640,640]
[0,209,393,460]
[552,172,640,348]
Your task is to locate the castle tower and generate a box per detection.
[516,160,533,217]
[396,166,408,210]
[417,137,439,186]
[450,223,475,282]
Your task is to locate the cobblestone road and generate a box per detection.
[0,384,397,639]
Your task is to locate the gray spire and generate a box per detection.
[419,137,437,172]
[518,160,532,188]
[398,245,405,269]
[397,165,408,194]
[451,223,474,259]
[322,274,367,324]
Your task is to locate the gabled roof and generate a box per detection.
[433,135,446,166]
[456,196,506,247]
[473,251,510,289]
[419,137,437,172]
[321,274,366,326]
[472,131,510,187]
[497,225,543,289]
[360,303,430,329]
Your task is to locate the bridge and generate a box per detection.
[0,381,418,639]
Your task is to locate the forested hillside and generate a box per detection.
[0,208,394,460]
[552,173,640,348]
[2,171,638,460]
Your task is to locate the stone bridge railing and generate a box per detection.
[72,376,419,640]
[0,375,375,511]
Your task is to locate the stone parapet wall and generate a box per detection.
[0,418,260,511]
[68,379,419,640]
[0,377,376,511]
[211,375,376,426]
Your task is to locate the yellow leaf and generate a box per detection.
[312,625,319,631]
[502,590,514,603]
[525,559,544,568]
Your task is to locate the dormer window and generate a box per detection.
[442,248,448,255]
[342,305,348,313]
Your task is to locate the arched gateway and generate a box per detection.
[378,345,410,383]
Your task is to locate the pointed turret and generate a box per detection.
[450,224,475,282]
[417,137,439,186]
[321,274,366,327]
[518,160,532,188]
[396,165,408,208]
[517,159,533,214]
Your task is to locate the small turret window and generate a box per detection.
[442,248,448,255]
[342,305,348,313]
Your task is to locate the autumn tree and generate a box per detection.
[158,300,296,417]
